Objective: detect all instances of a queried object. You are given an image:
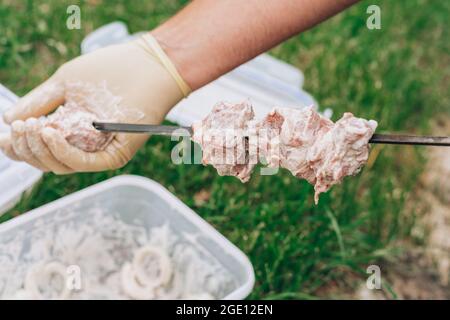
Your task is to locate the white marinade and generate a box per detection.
[0,206,236,300]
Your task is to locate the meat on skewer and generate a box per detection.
[192,102,378,203]
[191,101,257,183]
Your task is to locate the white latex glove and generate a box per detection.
[0,34,191,174]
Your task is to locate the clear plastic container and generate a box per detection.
[0,84,43,215]
[0,175,255,300]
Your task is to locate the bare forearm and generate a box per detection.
[152,0,359,90]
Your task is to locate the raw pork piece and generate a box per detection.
[257,107,333,184]
[257,107,377,203]
[191,101,256,182]
[44,102,113,153]
[308,112,378,203]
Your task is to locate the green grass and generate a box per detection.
[0,0,448,299]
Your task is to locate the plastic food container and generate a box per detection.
[81,22,323,126]
[0,175,255,300]
[0,84,43,215]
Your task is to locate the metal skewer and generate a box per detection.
[93,122,450,147]
[93,122,193,136]
[369,134,450,146]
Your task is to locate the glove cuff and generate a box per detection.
[136,34,192,98]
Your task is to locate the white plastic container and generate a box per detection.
[0,84,43,215]
[0,175,255,300]
[81,21,133,53]
[81,22,321,126]
[167,64,317,126]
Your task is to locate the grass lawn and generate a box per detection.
[0,0,448,299]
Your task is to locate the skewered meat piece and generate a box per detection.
[257,107,333,184]
[44,102,113,153]
[308,112,378,203]
[191,101,257,182]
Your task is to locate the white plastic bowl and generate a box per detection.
[0,175,255,300]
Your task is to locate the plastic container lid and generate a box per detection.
[0,84,43,216]
[0,175,255,300]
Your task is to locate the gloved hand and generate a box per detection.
[0,34,190,174]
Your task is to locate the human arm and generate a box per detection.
[152,0,359,90]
